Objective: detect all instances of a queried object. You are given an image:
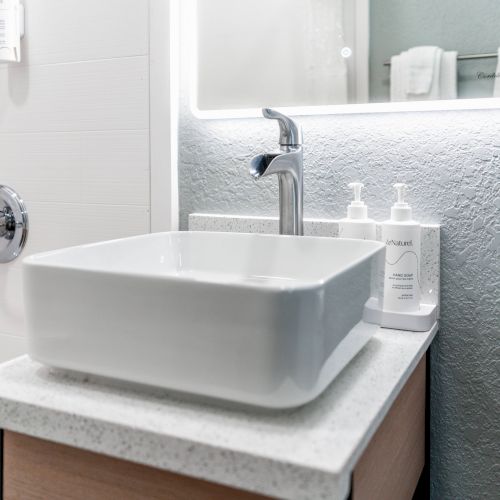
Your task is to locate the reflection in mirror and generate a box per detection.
[195,0,368,110]
[371,0,500,103]
[192,0,500,113]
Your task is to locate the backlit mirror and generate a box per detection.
[192,0,500,114]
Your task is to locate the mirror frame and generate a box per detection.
[186,0,500,119]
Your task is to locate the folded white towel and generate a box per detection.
[494,48,500,97]
[423,48,443,100]
[440,51,458,100]
[406,46,441,95]
[390,47,457,102]
[390,52,408,102]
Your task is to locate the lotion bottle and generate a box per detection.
[338,182,376,240]
[380,183,421,313]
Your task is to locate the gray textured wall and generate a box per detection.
[179,101,500,497]
[370,0,500,101]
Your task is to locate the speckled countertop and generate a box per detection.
[0,324,438,500]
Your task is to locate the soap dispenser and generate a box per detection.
[380,183,421,313]
[0,0,24,63]
[338,182,376,240]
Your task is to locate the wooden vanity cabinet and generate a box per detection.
[1,357,426,500]
[351,356,427,500]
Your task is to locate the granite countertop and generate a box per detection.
[0,324,438,500]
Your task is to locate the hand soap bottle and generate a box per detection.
[338,182,376,240]
[380,183,421,313]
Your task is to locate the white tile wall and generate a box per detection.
[0,0,152,362]
[0,57,149,132]
[22,0,149,65]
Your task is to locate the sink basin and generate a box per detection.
[24,231,385,409]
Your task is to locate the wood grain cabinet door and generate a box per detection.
[352,357,426,500]
[2,431,268,500]
[2,357,426,500]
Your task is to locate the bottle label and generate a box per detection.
[381,226,421,313]
[0,13,10,48]
[385,239,414,247]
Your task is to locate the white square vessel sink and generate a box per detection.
[24,232,385,409]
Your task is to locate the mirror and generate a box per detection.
[192,0,500,114]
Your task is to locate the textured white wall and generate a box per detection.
[0,0,151,361]
[178,62,500,500]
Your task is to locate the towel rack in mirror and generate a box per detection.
[384,52,498,67]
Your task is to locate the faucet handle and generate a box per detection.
[262,108,303,147]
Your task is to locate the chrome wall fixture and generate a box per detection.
[0,185,29,263]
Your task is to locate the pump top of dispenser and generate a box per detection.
[346,182,368,219]
[390,183,413,222]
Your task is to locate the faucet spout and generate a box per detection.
[249,152,282,180]
[249,109,304,236]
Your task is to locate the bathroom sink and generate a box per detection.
[24,232,385,409]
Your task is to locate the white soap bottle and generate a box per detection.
[380,183,421,313]
[338,182,376,240]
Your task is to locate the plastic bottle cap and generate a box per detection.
[391,183,413,221]
[347,182,368,219]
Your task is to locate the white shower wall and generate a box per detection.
[196,0,348,110]
[0,0,153,362]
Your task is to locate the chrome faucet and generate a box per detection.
[250,109,304,236]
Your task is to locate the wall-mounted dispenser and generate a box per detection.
[0,0,24,63]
